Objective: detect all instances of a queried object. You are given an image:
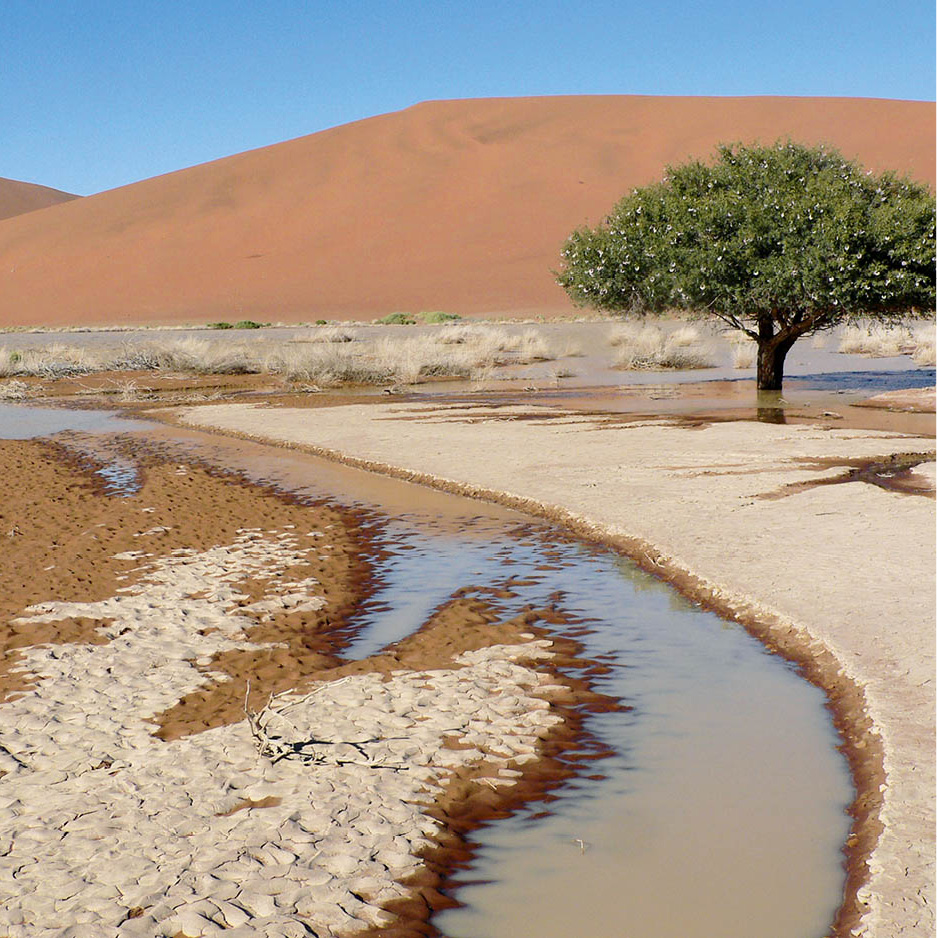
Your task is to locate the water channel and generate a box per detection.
[3,405,854,937]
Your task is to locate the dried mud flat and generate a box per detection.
[180,397,936,938]
[0,438,611,937]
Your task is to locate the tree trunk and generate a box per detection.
[756,320,798,391]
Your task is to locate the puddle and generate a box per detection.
[125,425,853,938]
[0,402,153,439]
[94,459,142,496]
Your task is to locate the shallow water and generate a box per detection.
[127,426,853,938]
[0,402,152,438]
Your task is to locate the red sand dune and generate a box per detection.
[0,177,77,223]
[0,96,933,328]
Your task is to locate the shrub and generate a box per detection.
[375,312,416,325]
[420,311,462,323]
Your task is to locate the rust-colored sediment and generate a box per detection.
[757,452,936,500]
[0,438,376,705]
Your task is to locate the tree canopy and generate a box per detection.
[557,141,935,389]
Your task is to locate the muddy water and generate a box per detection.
[0,402,153,438]
[120,426,853,938]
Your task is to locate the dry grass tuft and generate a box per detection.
[909,323,936,366]
[0,379,33,401]
[610,323,715,370]
[296,327,358,344]
[838,324,911,358]
[0,324,575,389]
[724,330,757,369]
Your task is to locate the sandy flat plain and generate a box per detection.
[182,397,936,938]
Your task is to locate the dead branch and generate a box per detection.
[244,679,409,772]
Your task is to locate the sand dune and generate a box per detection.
[0,95,933,327]
[0,177,77,223]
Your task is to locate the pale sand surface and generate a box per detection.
[182,400,936,937]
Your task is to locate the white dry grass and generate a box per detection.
[296,327,358,344]
[0,379,33,401]
[838,321,935,366]
[724,330,757,369]
[0,327,573,389]
[610,323,715,370]
[838,324,912,359]
[909,323,936,366]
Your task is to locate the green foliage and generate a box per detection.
[419,311,462,323]
[558,141,935,333]
[315,319,328,325]
[207,319,268,330]
[375,312,417,325]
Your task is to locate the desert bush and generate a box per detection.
[419,311,461,323]
[375,312,416,325]
[668,325,703,347]
[0,344,94,378]
[144,338,261,375]
[725,330,756,369]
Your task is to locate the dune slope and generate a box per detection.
[0,96,933,327]
[0,177,77,223]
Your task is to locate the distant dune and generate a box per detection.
[0,177,77,223]
[0,96,933,328]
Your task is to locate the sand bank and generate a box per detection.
[180,399,936,937]
[0,439,606,936]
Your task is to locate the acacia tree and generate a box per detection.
[557,141,935,389]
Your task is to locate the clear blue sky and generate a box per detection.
[2,0,934,195]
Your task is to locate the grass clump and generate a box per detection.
[610,323,715,370]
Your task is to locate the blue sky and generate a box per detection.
[2,0,934,195]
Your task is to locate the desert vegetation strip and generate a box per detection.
[0,324,562,390]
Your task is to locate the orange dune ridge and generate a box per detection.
[0,177,77,223]
[0,95,933,328]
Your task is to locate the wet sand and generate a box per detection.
[0,436,614,936]
[180,397,936,938]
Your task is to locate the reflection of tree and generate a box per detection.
[756,407,787,425]
[613,556,694,613]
